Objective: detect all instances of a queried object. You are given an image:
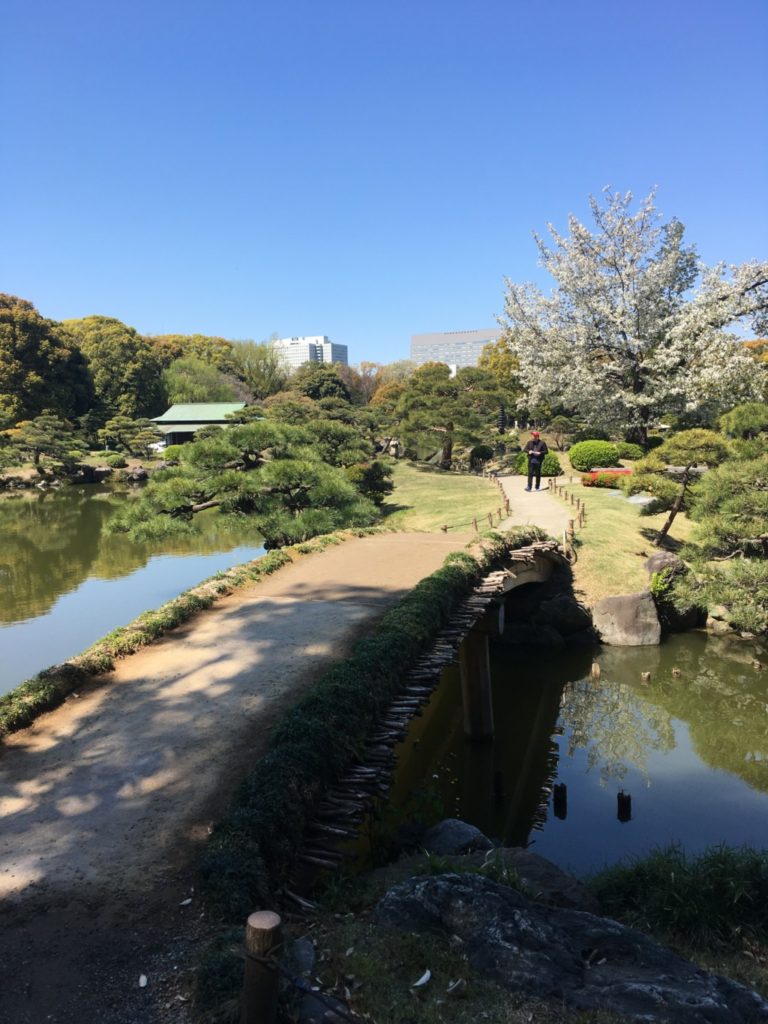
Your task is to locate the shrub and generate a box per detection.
[619,471,681,512]
[161,444,185,463]
[512,451,563,477]
[104,453,127,468]
[581,472,623,488]
[646,435,664,450]
[616,442,644,460]
[572,427,611,442]
[345,460,394,505]
[469,444,494,467]
[568,440,620,472]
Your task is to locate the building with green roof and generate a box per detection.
[151,403,246,444]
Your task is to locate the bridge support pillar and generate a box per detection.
[459,629,494,740]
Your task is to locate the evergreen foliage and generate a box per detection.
[568,440,620,471]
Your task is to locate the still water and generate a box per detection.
[388,633,768,874]
[0,485,264,694]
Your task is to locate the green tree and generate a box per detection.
[636,430,729,546]
[719,402,768,440]
[311,419,373,467]
[108,420,378,547]
[688,453,768,558]
[4,414,86,470]
[394,363,501,469]
[63,315,166,423]
[290,362,351,402]
[231,341,289,399]
[98,415,162,454]
[162,355,237,404]
[146,333,238,372]
[0,294,93,428]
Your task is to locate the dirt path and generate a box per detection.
[498,474,572,537]
[0,532,470,1024]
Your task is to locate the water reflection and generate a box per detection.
[387,634,768,874]
[0,486,264,694]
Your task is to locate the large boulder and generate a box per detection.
[593,592,661,646]
[421,819,494,855]
[376,874,768,1023]
[644,551,682,576]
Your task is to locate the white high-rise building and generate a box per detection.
[271,335,348,371]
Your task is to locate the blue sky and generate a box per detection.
[3,0,766,363]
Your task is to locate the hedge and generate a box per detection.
[512,451,563,477]
[568,440,620,472]
[616,442,644,460]
[198,526,548,917]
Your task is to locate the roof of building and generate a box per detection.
[152,403,245,423]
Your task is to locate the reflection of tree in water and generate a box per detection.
[646,645,768,794]
[0,487,262,622]
[559,678,675,786]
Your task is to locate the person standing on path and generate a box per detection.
[523,430,548,491]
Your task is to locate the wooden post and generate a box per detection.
[459,630,494,740]
[570,493,575,506]
[472,517,478,532]
[568,518,575,543]
[487,512,493,526]
[505,499,510,512]
[241,911,282,1024]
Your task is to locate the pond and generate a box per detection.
[0,485,264,695]
[386,632,768,875]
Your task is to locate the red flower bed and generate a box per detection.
[581,467,633,488]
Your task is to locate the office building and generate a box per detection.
[271,335,348,371]
[410,328,499,368]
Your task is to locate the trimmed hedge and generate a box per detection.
[568,440,620,472]
[198,527,547,917]
[616,442,644,460]
[512,451,563,477]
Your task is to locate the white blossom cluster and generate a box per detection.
[501,189,768,436]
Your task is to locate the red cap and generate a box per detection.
[531,430,540,437]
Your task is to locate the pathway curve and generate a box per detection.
[497,474,572,538]
[0,531,470,1024]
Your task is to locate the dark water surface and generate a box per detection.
[0,485,264,694]
[388,632,768,875]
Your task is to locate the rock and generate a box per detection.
[498,623,565,648]
[644,551,682,576]
[707,617,733,636]
[533,595,593,635]
[125,467,148,482]
[299,991,349,1023]
[291,937,316,976]
[459,848,600,913]
[421,819,494,856]
[376,874,768,1023]
[593,592,661,646]
[709,605,730,621]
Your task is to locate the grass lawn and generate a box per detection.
[552,479,693,605]
[381,461,502,533]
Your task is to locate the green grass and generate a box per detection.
[548,475,692,605]
[382,461,502,533]
[589,844,768,953]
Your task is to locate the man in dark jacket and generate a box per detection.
[523,430,548,491]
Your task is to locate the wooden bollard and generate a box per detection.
[487,512,493,526]
[241,911,282,1024]
[505,499,510,512]
[570,493,575,506]
[472,517,478,532]
[441,524,448,533]
[567,518,575,542]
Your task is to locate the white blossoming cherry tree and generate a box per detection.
[501,189,768,444]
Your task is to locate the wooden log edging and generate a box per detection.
[290,540,564,889]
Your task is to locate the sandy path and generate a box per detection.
[498,474,572,537]
[0,531,469,1024]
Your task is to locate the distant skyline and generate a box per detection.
[3,0,766,364]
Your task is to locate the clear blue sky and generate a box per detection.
[3,0,766,363]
